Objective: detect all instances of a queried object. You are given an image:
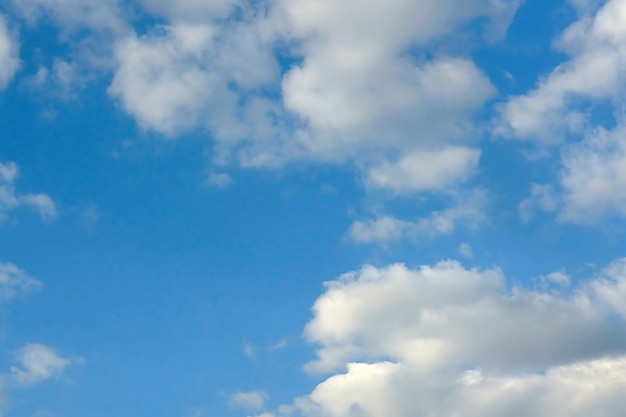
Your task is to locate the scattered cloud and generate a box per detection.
[229,390,268,413]
[560,125,626,223]
[10,343,81,387]
[0,263,42,301]
[349,190,487,244]
[458,243,474,259]
[271,339,288,350]
[497,0,626,142]
[102,0,517,190]
[0,161,57,223]
[108,21,279,137]
[364,147,481,194]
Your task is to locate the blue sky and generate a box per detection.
[1,0,626,416]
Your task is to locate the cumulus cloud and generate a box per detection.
[0,14,20,90]
[349,190,487,244]
[108,21,279,137]
[102,0,520,190]
[0,263,42,300]
[263,0,517,171]
[257,257,626,417]
[4,0,524,193]
[560,125,626,223]
[10,343,79,387]
[364,147,481,194]
[0,161,57,222]
[498,0,626,142]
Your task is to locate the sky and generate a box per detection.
[1,0,626,416]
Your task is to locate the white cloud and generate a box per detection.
[10,344,78,387]
[364,147,481,194]
[560,125,626,223]
[108,21,279,137]
[498,0,626,142]
[303,260,626,374]
[102,0,520,191]
[459,243,474,259]
[503,11,626,224]
[519,184,559,221]
[349,190,487,244]
[7,0,522,193]
[0,263,42,300]
[0,161,57,223]
[230,391,268,412]
[0,14,20,90]
[258,257,626,417]
[349,216,412,244]
[274,357,626,417]
[282,56,494,160]
[541,271,571,288]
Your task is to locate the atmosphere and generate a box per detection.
[1,0,626,416]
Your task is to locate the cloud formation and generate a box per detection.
[257,258,626,416]
[0,161,57,223]
[0,263,42,301]
[498,0,626,142]
[560,125,626,223]
[10,343,76,387]
[230,391,268,413]
[350,190,486,244]
[104,0,520,191]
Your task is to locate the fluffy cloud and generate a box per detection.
[0,263,42,301]
[498,0,626,142]
[349,190,486,244]
[10,343,78,387]
[108,21,279,137]
[0,161,57,222]
[560,125,626,223]
[267,0,517,169]
[103,0,522,190]
[258,258,626,417]
[4,0,524,192]
[364,147,481,193]
[0,14,20,90]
